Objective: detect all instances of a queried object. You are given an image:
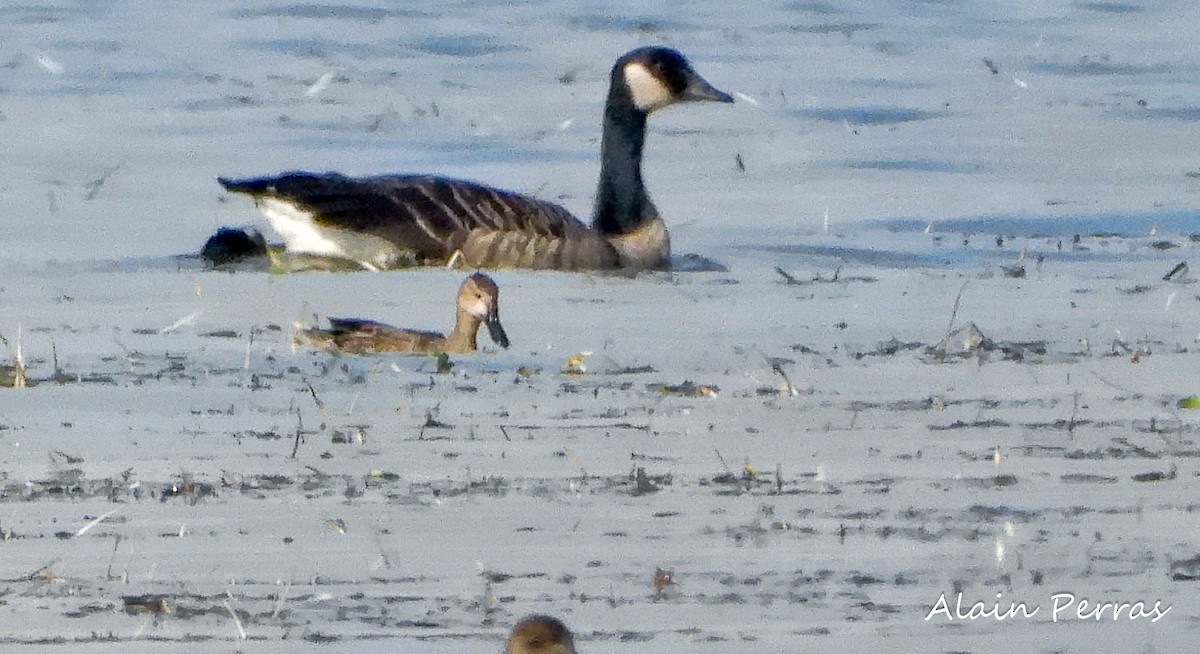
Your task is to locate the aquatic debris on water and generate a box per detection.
[647,381,719,398]
[1132,464,1177,483]
[932,321,990,358]
[123,595,171,615]
[561,351,591,375]
[1177,396,1200,409]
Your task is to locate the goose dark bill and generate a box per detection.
[681,69,734,104]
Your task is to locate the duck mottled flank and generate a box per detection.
[505,615,577,654]
[217,46,732,272]
[293,273,508,354]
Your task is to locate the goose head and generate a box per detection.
[613,46,733,114]
[457,273,509,348]
[504,615,577,654]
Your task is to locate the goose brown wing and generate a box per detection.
[219,172,587,260]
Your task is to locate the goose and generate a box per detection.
[217,46,732,271]
[293,272,508,354]
[505,615,577,654]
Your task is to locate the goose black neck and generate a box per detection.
[591,94,652,236]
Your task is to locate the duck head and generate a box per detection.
[458,273,510,348]
[505,615,577,654]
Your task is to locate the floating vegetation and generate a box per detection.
[122,595,171,616]
[1177,396,1200,409]
[561,351,591,375]
[647,381,719,398]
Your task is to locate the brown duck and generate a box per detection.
[294,273,508,354]
[218,46,732,272]
[504,615,577,654]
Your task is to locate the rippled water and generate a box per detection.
[3,0,1199,265]
[4,4,1200,652]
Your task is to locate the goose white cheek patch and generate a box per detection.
[624,62,673,112]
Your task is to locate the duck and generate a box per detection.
[505,615,577,654]
[217,46,732,272]
[293,272,509,354]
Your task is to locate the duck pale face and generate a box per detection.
[460,274,509,348]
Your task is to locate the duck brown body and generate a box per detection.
[294,273,509,354]
[218,46,731,272]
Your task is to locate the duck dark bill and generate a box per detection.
[485,308,510,349]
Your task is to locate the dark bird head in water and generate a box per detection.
[199,226,267,267]
[505,615,576,654]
